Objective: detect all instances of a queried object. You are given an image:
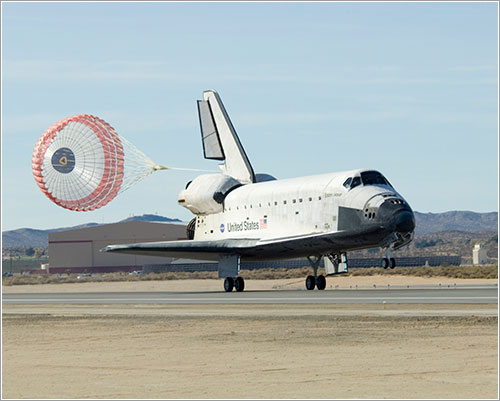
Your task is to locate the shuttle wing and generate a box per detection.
[102,225,385,261]
[103,238,259,261]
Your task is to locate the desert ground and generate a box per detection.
[2,276,498,399]
[2,274,498,293]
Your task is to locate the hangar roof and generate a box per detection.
[49,220,188,242]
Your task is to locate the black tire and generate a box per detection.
[382,258,390,269]
[224,277,234,292]
[305,275,316,290]
[390,258,396,269]
[234,276,245,292]
[316,275,326,290]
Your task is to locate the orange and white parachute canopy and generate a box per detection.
[32,114,165,211]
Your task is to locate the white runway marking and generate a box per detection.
[5,296,498,302]
[3,287,497,305]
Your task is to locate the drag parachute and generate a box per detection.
[32,114,166,211]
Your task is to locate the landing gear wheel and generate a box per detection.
[224,277,234,292]
[316,275,326,290]
[306,275,316,290]
[234,276,245,292]
[382,258,390,269]
[390,258,396,269]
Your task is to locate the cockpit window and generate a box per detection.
[351,176,361,189]
[361,171,392,187]
[343,177,352,188]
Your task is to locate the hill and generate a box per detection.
[2,215,182,248]
[119,214,182,224]
[2,228,52,248]
[414,211,497,234]
[351,230,498,264]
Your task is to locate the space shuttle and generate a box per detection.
[105,90,416,292]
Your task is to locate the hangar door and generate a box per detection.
[49,241,93,268]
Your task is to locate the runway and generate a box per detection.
[3,285,497,305]
[3,285,498,399]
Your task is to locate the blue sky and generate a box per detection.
[1,1,498,231]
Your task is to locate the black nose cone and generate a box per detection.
[377,199,416,234]
[394,210,416,233]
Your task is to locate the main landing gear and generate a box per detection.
[306,274,326,290]
[382,248,396,269]
[219,255,244,292]
[224,276,245,292]
[305,256,327,290]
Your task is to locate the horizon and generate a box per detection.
[2,2,498,231]
[3,210,498,233]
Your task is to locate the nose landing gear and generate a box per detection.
[382,248,396,269]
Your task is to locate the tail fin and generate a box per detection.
[197,90,255,184]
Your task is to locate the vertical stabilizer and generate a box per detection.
[197,90,255,184]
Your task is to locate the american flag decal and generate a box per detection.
[260,218,267,229]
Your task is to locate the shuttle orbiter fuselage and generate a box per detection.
[105,90,415,292]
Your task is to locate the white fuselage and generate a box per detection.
[105,90,415,288]
[192,169,403,241]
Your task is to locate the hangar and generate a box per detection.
[48,221,187,274]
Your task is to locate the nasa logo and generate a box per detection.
[220,223,225,233]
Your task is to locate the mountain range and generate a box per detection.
[413,211,498,234]
[2,215,182,248]
[1,211,497,249]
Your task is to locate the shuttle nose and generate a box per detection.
[394,210,415,233]
[377,199,415,234]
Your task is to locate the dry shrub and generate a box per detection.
[2,265,497,286]
[348,265,498,279]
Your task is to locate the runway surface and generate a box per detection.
[3,285,498,305]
